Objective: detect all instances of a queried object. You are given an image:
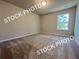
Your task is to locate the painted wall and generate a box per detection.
[41,7,76,36]
[75,0,79,45]
[0,1,40,41]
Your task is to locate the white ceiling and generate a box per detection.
[3,0,77,15]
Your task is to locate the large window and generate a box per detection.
[57,13,69,30]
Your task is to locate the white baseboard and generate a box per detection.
[0,32,39,43]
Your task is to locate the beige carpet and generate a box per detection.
[0,34,78,59]
[23,34,77,59]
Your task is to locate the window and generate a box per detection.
[57,13,69,30]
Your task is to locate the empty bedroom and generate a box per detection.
[0,0,79,59]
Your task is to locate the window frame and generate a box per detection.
[56,13,69,31]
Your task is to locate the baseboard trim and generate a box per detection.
[0,32,39,43]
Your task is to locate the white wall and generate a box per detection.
[75,0,79,45]
[41,7,76,36]
[0,1,40,42]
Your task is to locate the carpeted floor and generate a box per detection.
[0,34,79,59]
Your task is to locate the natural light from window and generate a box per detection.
[57,13,69,30]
